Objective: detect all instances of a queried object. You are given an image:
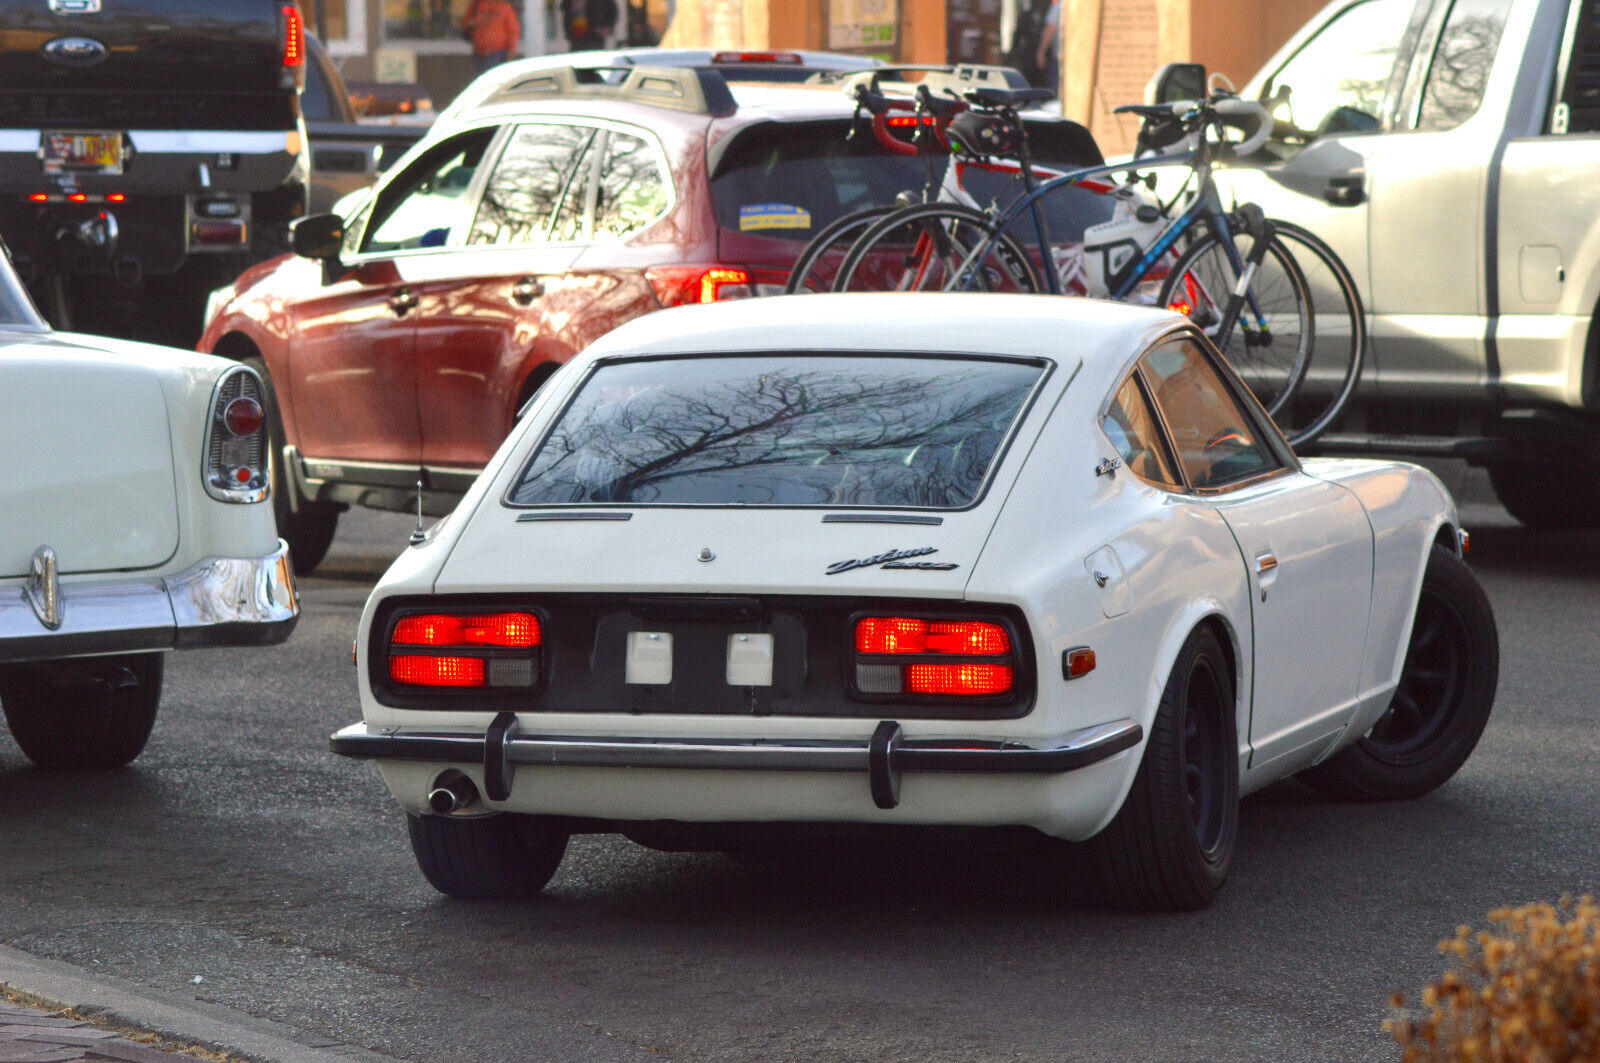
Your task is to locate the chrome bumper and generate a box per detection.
[331,714,1143,811]
[0,540,298,663]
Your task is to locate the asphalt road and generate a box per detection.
[1,465,1596,1063]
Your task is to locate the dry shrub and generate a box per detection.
[1389,896,1600,1061]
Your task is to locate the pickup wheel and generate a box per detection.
[1086,627,1238,910]
[1298,546,1497,801]
[0,654,163,769]
[1486,461,1600,529]
[407,812,569,899]
[244,356,341,574]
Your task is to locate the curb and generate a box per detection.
[0,944,410,1063]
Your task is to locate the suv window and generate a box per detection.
[506,354,1044,508]
[468,123,595,247]
[594,131,671,240]
[710,119,1110,245]
[1141,341,1279,489]
[364,131,494,254]
[1263,0,1411,144]
[1416,0,1515,131]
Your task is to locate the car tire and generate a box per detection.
[1298,545,1497,802]
[406,812,568,899]
[1486,461,1600,530]
[244,356,341,574]
[0,653,163,769]
[1086,626,1239,911]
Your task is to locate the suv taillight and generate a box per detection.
[387,611,543,690]
[645,265,788,307]
[852,616,1018,698]
[281,4,305,67]
[203,365,269,503]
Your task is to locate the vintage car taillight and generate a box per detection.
[387,611,543,690]
[852,615,1017,698]
[203,365,269,503]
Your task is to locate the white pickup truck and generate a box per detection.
[1189,0,1600,527]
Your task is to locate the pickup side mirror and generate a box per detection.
[1147,62,1207,105]
[291,213,345,260]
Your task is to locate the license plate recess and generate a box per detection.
[42,131,123,175]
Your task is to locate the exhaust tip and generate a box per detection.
[427,771,479,815]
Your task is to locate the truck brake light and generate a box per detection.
[282,4,305,67]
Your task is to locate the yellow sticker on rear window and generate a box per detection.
[739,203,811,231]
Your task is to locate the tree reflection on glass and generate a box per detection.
[508,356,1043,508]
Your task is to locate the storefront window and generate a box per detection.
[303,0,366,54]
[386,0,475,41]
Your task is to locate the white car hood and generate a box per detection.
[0,336,181,577]
[434,505,999,599]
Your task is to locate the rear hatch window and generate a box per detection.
[507,354,1047,509]
[712,118,1114,265]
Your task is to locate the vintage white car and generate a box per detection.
[0,249,298,770]
[331,293,1498,910]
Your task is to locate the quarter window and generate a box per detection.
[468,124,594,247]
[1417,0,1515,131]
[1103,373,1180,487]
[594,132,670,240]
[1140,341,1279,490]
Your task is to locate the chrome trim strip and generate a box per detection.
[25,546,62,630]
[127,131,296,154]
[329,718,1142,776]
[0,540,298,663]
[516,511,633,522]
[821,514,944,526]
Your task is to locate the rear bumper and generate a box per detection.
[331,714,1142,811]
[0,539,298,663]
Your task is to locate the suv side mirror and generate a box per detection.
[1147,62,1207,105]
[291,213,345,260]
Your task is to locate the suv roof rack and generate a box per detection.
[483,64,737,116]
[819,64,1033,98]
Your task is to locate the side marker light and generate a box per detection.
[1063,646,1096,680]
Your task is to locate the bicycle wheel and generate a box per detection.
[784,207,893,294]
[834,203,1042,293]
[1159,227,1312,421]
[1258,220,1367,447]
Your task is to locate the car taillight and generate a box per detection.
[852,615,1018,698]
[281,4,305,66]
[203,365,269,503]
[645,266,789,307]
[387,610,543,691]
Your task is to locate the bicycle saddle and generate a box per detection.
[966,86,1056,109]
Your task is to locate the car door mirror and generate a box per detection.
[1147,62,1206,105]
[291,213,345,261]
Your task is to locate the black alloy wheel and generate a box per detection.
[1361,583,1471,764]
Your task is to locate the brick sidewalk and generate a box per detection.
[0,1000,202,1063]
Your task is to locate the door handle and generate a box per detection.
[1324,176,1364,206]
[511,276,545,305]
[1254,551,1279,602]
[388,288,419,316]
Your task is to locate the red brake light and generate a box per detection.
[645,265,762,307]
[711,51,802,64]
[855,618,1010,655]
[107,193,125,203]
[29,193,48,202]
[222,396,264,437]
[393,612,541,648]
[68,193,87,203]
[281,4,305,67]
[389,655,487,687]
[886,115,938,128]
[906,663,1013,696]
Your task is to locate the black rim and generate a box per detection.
[1181,653,1229,854]
[1362,586,1469,763]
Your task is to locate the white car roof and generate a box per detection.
[577,292,1191,398]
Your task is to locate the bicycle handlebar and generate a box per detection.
[1210,96,1271,157]
[1114,94,1271,160]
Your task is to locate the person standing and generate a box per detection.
[563,0,618,51]
[1034,0,1061,99]
[460,0,521,73]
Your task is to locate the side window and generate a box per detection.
[468,123,594,247]
[1140,341,1279,490]
[1554,0,1600,133]
[363,132,493,254]
[1416,0,1515,131]
[594,131,671,240]
[1102,372,1181,488]
[1263,0,1411,145]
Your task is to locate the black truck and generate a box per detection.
[0,0,309,343]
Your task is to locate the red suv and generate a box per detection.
[199,59,1104,571]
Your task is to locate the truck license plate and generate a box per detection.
[41,131,123,175]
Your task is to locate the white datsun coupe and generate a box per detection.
[0,248,298,770]
[332,293,1498,911]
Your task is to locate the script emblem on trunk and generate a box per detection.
[826,546,959,575]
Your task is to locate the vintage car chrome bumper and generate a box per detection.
[0,540,298,663]
[331,714,1143,811]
